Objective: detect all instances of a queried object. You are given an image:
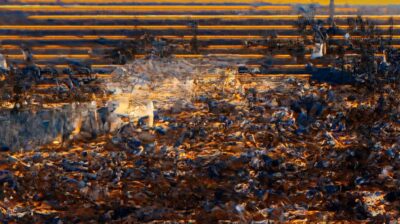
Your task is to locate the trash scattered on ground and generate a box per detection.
[0,60,398,222]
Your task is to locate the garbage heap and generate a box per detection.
[107,58,201,103]
[106,58,243,126]
[0,58,241,151]
[0,63,399,223]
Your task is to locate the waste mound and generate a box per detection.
[106,57,239,122]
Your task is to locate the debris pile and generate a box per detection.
[106,58,234,110]
[106,58,245,126]
[0,69,399,222]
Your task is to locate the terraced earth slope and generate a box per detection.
[0,0,399,76]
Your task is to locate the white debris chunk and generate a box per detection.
[311,43,325,59]
[0,53,7,70]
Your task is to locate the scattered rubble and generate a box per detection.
[0,61,398,222]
